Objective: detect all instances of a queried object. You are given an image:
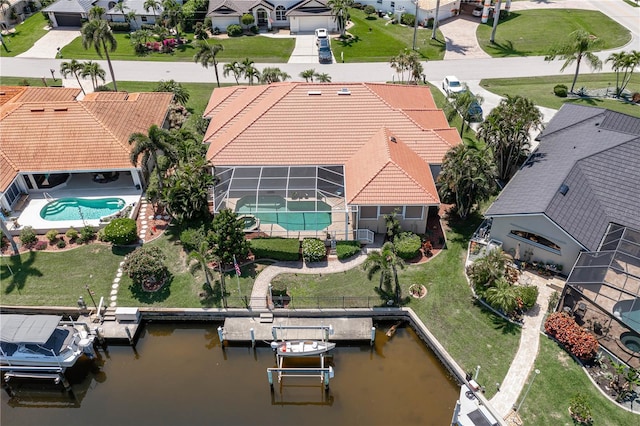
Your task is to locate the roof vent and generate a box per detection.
[390,136,397,143]
[30,108,45,112]
[53,107,68,112]
[307,90,322,96]
[337,88,351,95]
[559,184,569,196]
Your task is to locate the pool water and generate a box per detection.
[40,197,126,221]
[236,195,331,231]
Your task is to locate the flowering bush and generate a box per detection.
[104,218,138,245]
[122,246,168,290]
[302,238,326,263]
[545,312,599,361]
[35,240,48,251]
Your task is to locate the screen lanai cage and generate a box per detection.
[213,165,349,238]
[563,225,640,363]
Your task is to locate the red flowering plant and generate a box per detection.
[545,312,599,361]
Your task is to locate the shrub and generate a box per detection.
[394,232,421,260]
[569,393,593,425]
[180,227,206,252]
[213,27,220,35]
[401,13,415,27]
[544,312,599,361]
[302,238,326,262]
[35,240,48,251]
[363,5,376,16]
[96,228,106,242]
[250,237,300,261]
[425,17,434,28]
[66,227,79,241]
[227,24,243,37]
[1,236,8,251]
[79,225,96,243]
[108,21,130,32]
[57,239,67,249]
[204,17,212,29]
[241,13,255,26]
[20,226,37,246]
[140,23,155,31]
[103,218,138,245]
[352,2,363,9]
[45,229,59,244]
[554,84,568,97]
[516,285,539,310]
[336,241,361,260]
[250,25,259,34]
[122,246,168,287]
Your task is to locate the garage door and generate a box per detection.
[297,16,330,33]
[54,13,82,27]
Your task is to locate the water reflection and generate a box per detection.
[2,321,458,426]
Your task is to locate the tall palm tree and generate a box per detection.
[129,124,177,191]
[161,0,182,35]
[144,0,162,22]
[363,242,405,301]
[60,59,86,95]
[0,221,18,255]
[259,67,290,84]
[223,61,242,85]
[81,18,118,91]
[81,60,106,89]
[193,40,224,87]
[544,30,603,93]
[88,6,105,20]
[300,69,316,82]
[444,85,484,135]
[390,50,410,83]
[154,79,190,105]
[240,57,259,85]
[162,156,216,221]
[188,240,214,288]
[489,0,503,43]
[606,50,640,98]
[328,0,353,37]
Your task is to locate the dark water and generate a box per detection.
[1,322,458,426]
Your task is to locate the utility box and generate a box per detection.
[115,307,140,323]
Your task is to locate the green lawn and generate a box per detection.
[477,9,631,57]
[0,76,51,86]
[519,337,639,425]
[334,8,446,63]
[60,33,294,63]
[0,14,49,57]
[1,244,133,306]
[480,74,640,117]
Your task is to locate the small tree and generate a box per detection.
[208,209,250,266]
[241,13,255,27]
[104,218,138,245]
[122,246,168,291]
[154,79,190,105]
[364,5,376,17]
[384,211,402,241]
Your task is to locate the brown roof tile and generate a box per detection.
[12,86,81,103]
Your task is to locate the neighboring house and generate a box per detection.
[206,0,337,33]
[203,82,461,240]
[43,0,94,27]
[357,0,461,25]
[1,0,41,28]
[484,104,640,273]
[105,0,164,29]
[0,86,173,220]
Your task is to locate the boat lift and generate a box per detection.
[267,324,335,391]
[1,366,72,395]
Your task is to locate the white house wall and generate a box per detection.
[357,0,460,24]
[212,16,240,31]
[488,214,584,273]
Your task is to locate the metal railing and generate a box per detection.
[216,296,393,309]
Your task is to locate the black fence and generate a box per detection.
[219,296,392,309]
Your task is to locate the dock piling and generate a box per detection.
[370,326,376,346]
[267,370,274,389]
[217,326,225,345]
[124,326,134,346]
[250,328,255,348]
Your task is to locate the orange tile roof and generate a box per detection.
[0,86,27,106]
[0,87,172,191]
[204,83,460,205]
[12,87,81,103]
[0,153,18,194]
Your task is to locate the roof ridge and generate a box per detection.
[0,150,19,171]
[79,102,130,152]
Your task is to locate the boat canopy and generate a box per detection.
[0,315,63,344]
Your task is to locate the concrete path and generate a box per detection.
[17,27,79,58]
[489,272,564,418]
[287,34,319,64]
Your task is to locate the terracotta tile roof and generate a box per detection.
[0,153,17,193]
[11,87,81,103]
[0,87,172,191]
[82,92,130,101]
[345,128,439,205]
[0,86,27,106]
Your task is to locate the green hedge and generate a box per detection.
[302,238,326,263]
[249,237,300,261]
[336,240,361,260]
[103,218,138,245]
[395,232,422,260]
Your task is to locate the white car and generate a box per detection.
[472,6,483,17]
[442,75,465,96]
[315,28,328,45]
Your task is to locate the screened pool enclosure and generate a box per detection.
[213,166,348,237]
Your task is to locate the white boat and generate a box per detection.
[0,315,96,369]
[451,383,500,426]
[271,340,336,357]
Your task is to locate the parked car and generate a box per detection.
[318,46,332,64]
[318,38,330,50]
[472,6,483,17]
[442,75,464,96]
[315,28,328,45]
[467,100,483,122]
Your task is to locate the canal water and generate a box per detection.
[1,322,458,426]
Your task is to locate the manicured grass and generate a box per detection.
[480,73,640,117]
[334,8,446,63]
[0,14,49,57]
[476,10,631,57]
[519,337,638,425]
[429,82,480,145]
[0,76,50,86]
[60,33,294,63]
[1,244,133,306]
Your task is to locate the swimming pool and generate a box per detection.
[40,197,126,221]
[236,195,331,231]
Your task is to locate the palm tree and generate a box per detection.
[485,278,519,314]
[193,40,224,87]
[390,50,410,83]
[113,2,128,18]
[60,59,86,95]
[363,242,405,301]
[328,0,353,37]
[0,221,18,255]
[144,0,162,22]
[315,72,331,83]
[154,79,190,105]
[162,156,216,222]
[0,0,11,18]
[240,58,259,85]
[223,61,242,85]
[81,18,119,91]
[300,69,316,82]
[81,61,106,89]
[606,50,640,97]
[128,124,177,191]
[188,240,214,288]
[544,30,603,93]
[489,0,503,43]
[260,67,290,84]
[88,6,105,20]
[444,85,484,135]
[161,0,183,35]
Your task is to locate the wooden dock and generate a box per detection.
[222,317,373,342]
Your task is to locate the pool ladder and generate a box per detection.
[43,192,55,202]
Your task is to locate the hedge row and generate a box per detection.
[544,312,599,361]
[336,240,361,260]
[249,237,300,261]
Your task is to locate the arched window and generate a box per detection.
[276,5,286,21]
[108,1,117,9]
[509,230,561,252]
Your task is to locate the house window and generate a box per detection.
[108,1,116,9]
[509,230,561,253]
[141,16,147,22]
[5,181,21,207]
[404,206,423,219]
[391,1,395,8]
[360,206,378,219]
[380,206,402,216]
[276,5,286,21]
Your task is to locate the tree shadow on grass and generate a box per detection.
[567,97,604,107]
[481,304,520,335]
[199,278,228,308]
[128,272,173,303]
[487,39,526,57]
[338,35,361,47]
[2,251,42,295]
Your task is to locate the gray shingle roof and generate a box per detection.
[43,0,94,13]
[486,104,640,251]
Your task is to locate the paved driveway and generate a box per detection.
[17,27,80,58]
[288,34,318,64]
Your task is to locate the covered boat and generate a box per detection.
[271,340,336,357]
[0,315,96,368]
